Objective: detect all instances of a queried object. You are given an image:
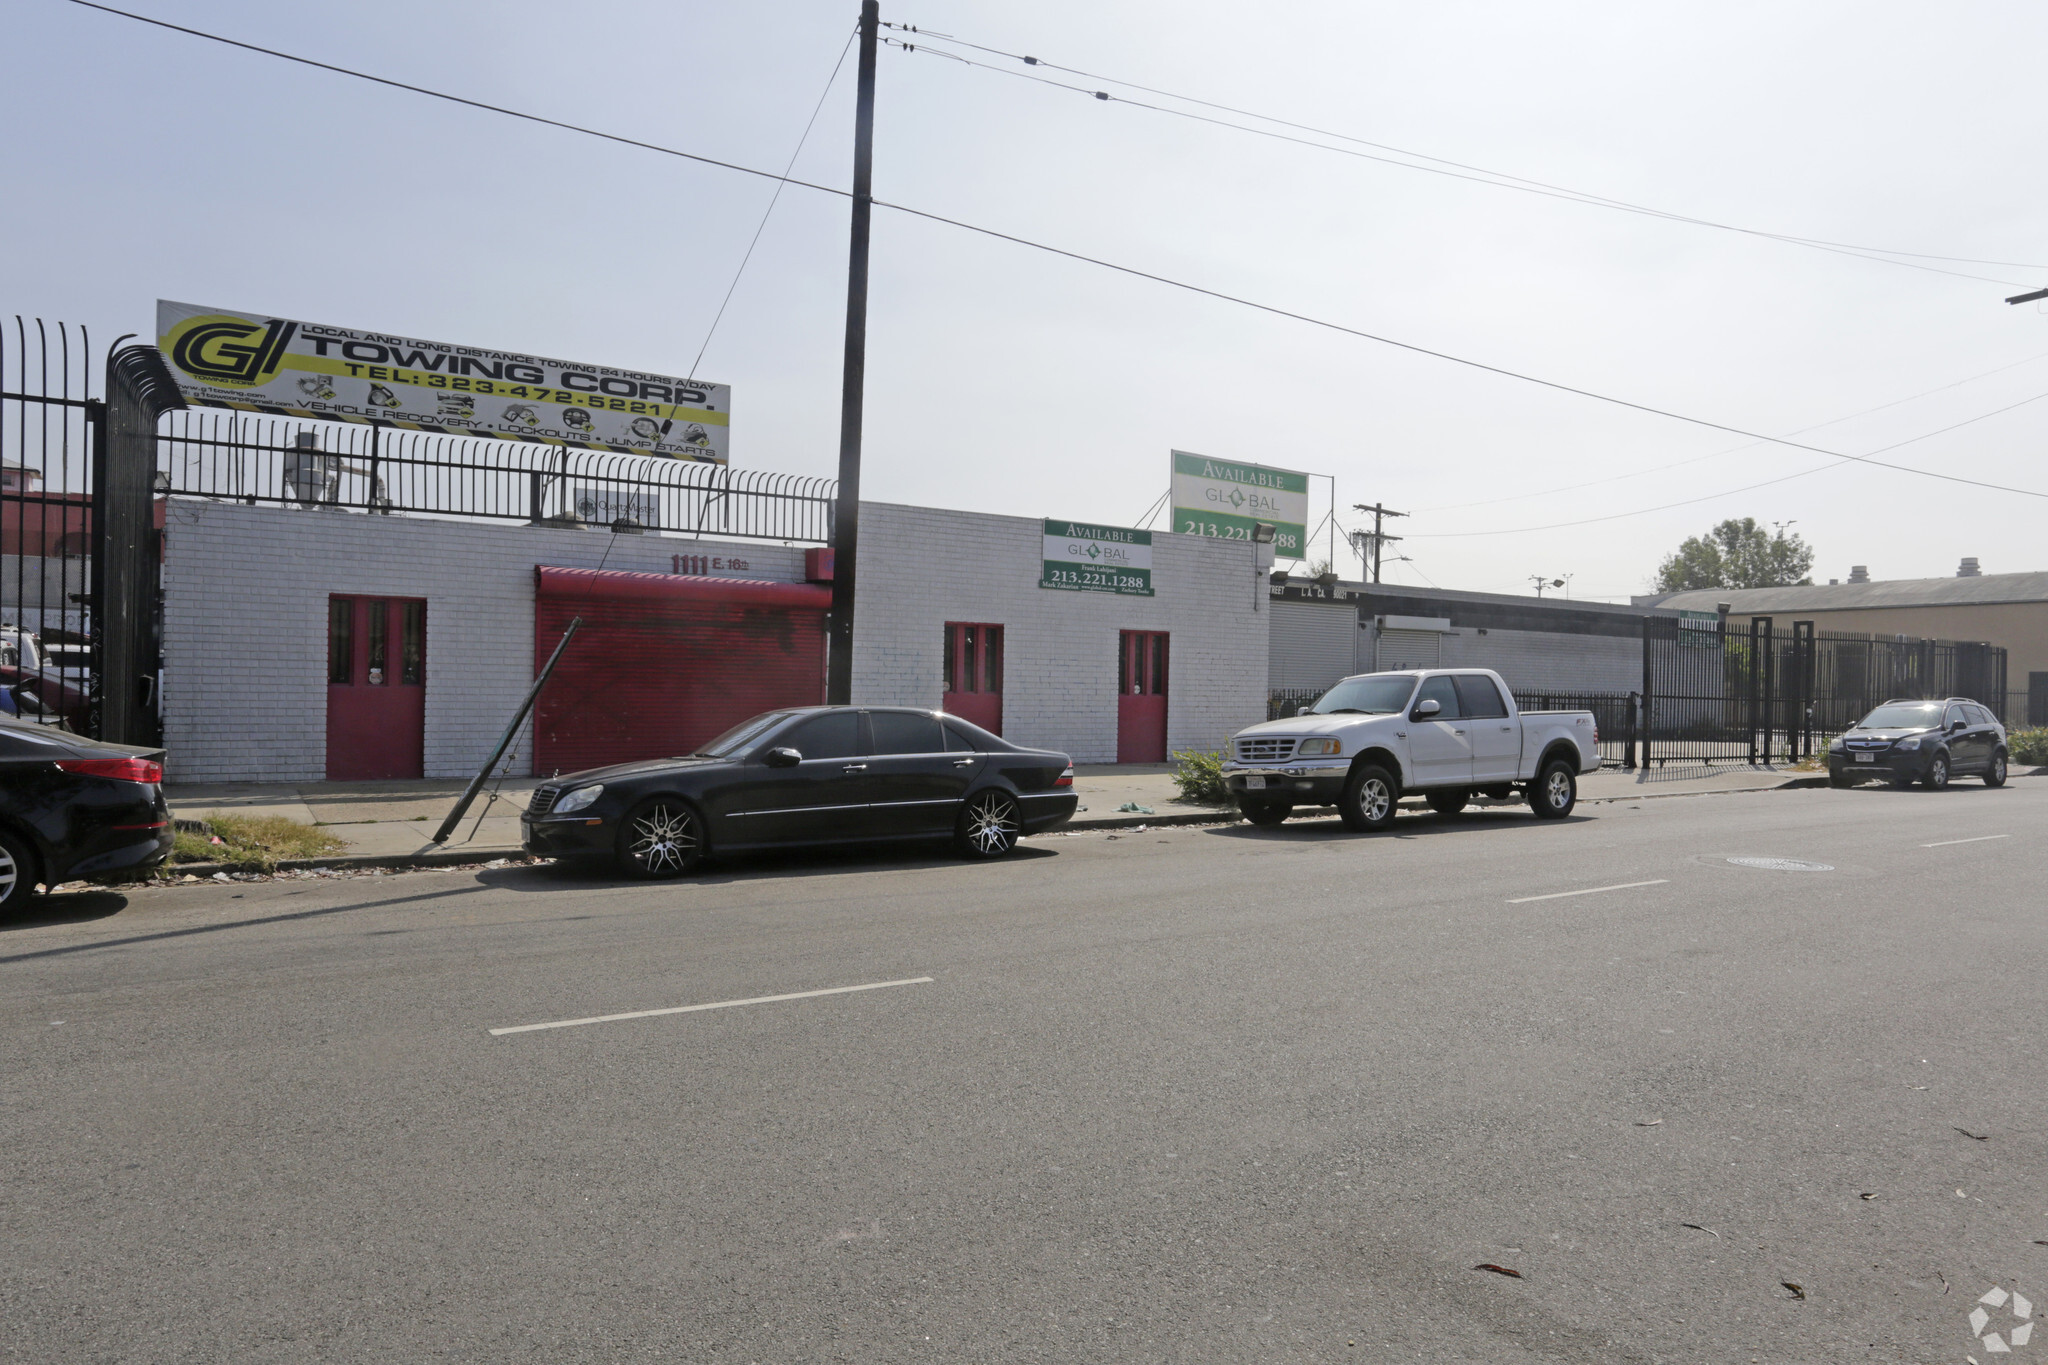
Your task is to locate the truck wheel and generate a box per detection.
[1338,765,1399,832]
[1425,790,1468,816]
[1985,749,2007,787]
[1239,800,1291,826]
[1529,760,1577,819]
[1921,753,1949,790]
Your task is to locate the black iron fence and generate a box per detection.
[1641,615,2011,766]
[156,409,835,543]
[1266,687,1324,721]
[1,317,101,729]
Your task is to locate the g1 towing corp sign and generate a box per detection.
[1040,519,1154,597]
[1169,450,1310,560]
[155,301,730,462]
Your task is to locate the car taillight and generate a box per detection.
[56,757,163,784]
[1055,766,1074,788]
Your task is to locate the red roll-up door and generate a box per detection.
[532,565,830,776]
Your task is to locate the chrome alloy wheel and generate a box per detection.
[1925,755,1949,790]
[626,801,699,876]
[0,844,17,906]
[961,791,1021,857]
[1544,768,1574,811]
[1354,775,1393,824]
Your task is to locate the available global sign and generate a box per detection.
[1040,519,1154,597]
[155,301,730,462]
[1169,450,1310,560]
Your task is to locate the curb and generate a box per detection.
[136,846,536,881]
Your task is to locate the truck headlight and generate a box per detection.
[552,784,605,814]
[1296,738,1341,757]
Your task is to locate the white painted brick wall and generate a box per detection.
[851,503,1269,763]
[162,500,801,783]
[163,499,1272,781]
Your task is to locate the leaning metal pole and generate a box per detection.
[826,0,879,705]
[431,616,581,845]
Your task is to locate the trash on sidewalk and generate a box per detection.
[1115,802,1155,814]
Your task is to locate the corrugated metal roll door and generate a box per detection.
[532,565,829,775]
[1269,600,1361,689]
[1376,627,1440,670]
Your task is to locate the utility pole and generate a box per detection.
[826,0,880,706]
[1350,502,1407,584]
[2006,286,2048,305]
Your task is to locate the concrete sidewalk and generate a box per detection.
[163,759,1834,871]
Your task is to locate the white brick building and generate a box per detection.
[161,498,1268,782]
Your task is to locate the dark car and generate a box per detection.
[0,715,173,911]
[522,705,1078,877]
[1828,697,2008,790]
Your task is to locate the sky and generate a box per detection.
[5,0,2046,601]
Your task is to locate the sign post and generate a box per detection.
[1169,451,1310,561]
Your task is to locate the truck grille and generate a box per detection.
[528,784,562,815]
[1236,736,1297,764]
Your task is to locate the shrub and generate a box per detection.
[1169,749,1231,805]
[2009,727,2048,766]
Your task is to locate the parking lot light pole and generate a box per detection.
[827,0,880,706]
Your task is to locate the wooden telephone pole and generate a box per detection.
[1350,502,1407,584]
[826,0,880,705]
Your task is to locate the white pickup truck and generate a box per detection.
[1222,669,1600,831]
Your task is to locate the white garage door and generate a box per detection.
[1376,627,1440,671]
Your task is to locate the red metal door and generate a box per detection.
[941,621,1003,734]
[532,567,831,775]
[326,596,426,781]
[1116,630,1168,763]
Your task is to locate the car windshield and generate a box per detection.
[1858,702,1943,730]
[695,711,790,757]
[1310,674,1418,715]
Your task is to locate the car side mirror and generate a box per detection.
[1949,719,1966,733]
[1296,705,1311,717]
[1413,698,1440,719]
[762,747,802,768]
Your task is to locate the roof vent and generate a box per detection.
[1847,565,1869,583]
[1957,556,1981,577]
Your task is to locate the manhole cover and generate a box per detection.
[1727,856,1834,872]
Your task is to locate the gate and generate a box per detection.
[2,319,102,733]
[1641,613,2008,767]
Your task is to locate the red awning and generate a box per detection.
[534,565,830,610]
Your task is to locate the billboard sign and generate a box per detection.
[1169,450,1310,560]
[155,300,729,462]
[1040,519,1153,596]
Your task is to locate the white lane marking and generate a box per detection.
[488,976,934,1036]
[1508,879,1669,904]
[1922,834,2010,848]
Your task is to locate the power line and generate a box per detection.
[1414,346,2048,514]
[1407,383,2048,538]
[66,0,2048,505]
[691,26,858,379]
[885,25,2044,283]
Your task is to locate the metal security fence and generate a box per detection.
[1516,689,1638,768]
[1266,687,1324,721]
[156,409,836,543]
[1641,615,2010,766]
[2,317,102,729]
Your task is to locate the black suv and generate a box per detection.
[1828,697,2008,790]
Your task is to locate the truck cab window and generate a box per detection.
[1413,675,1460,719]
[1453,674,1507,719]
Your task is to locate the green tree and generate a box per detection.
[1654,518,1814,592]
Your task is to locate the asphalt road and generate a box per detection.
[4,777,2044,1363]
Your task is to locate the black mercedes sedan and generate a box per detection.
[522,706,1078,877]
[1828,697,2009,789]
[0,715,173,912]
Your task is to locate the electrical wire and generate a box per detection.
[1407,383,2048,538]
[66,0,2048,507]
[1414,346,2048,514]
[885,25,2046,283]
[690,27,857,379]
